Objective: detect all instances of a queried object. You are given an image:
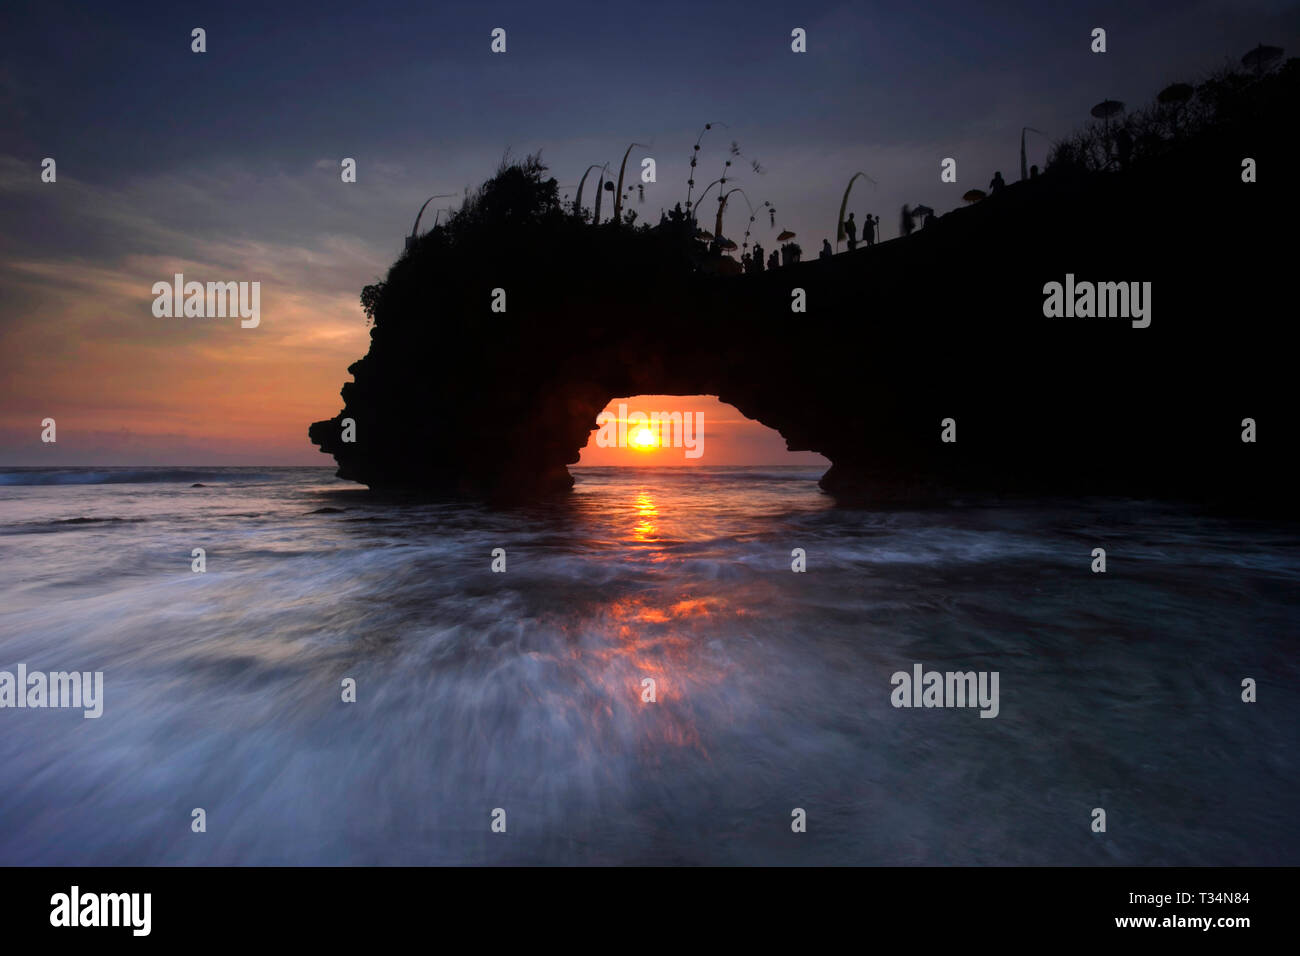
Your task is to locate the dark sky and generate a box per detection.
[1,0,1297,463]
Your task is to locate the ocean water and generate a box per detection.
[0,465,1296,865]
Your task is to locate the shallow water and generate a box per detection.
[0,465,1296,864]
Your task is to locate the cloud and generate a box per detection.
[0,156,398,464]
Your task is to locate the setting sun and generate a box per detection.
[632,426,658,449]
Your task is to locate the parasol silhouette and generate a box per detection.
[1241,43,1283,74]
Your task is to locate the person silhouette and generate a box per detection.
[752,241,764,272]
[900,204,915,237]
[767,250,780,270]
[1029,164,1039,178]
[845,212,858,251]
[865,214,877,245]
[989,171,1006,194]
[820,238,832,259]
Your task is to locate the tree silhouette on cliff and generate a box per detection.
[1049,55,1294,174]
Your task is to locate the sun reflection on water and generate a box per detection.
[632,490,658,542]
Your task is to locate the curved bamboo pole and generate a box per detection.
[715,187,747,249]
[614,142,650,226]
[836,172,877,251]
[408,194,454,249]
[574,164,603,218]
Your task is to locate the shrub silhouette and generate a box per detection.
[1049,55,1295,173]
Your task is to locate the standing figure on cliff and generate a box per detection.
[989,171,1006,194]
[845,212,858,251]
[864,214,878,245]
[820,239,833,259]
[900,204,915,237]
[752,241,765,272]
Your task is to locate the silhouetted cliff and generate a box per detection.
[312,62,1297,507]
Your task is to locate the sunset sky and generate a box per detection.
[577,395,827,466]
[2,0,1295,465]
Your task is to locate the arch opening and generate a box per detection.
[576,394,829,470]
